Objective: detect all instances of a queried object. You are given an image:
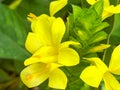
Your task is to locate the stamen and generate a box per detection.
[27,13,37,22]
[28,13,37,19]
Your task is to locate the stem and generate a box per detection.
[102,17,115,61]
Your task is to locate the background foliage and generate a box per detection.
[0,0,120,90]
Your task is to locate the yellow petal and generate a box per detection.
[86,0,98,5]
[105,5,120,13]
[50,0,68,16]
[86,0,110,6]
[60,41,80,49]
[88,44,110,53]
[102,11,113,20]
[49,63,63,72]
[58,47,79,66]
[86,0,111,20]
[31,14,49,33]
[80,66,103,87]
[102,2,120,20]
[31,14,53,45]
[103,72,120,90]
[20,63,49,88]
[104,0,110,7]
[49,68,67,89]
[109,45,120,75]
[84,57,108,73]
[51,17,65,45]
[25,32,44,53]
[24,46,57,66]
[117,86,120,90]
[51,18,65,45]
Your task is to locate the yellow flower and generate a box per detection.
[87,0,120,20]
[20,13,80,89]
[80,45,120,90]
[50,0,68,16]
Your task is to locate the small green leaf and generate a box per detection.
[91,0,103,16]
[88,31,107,45]
[92,22,109,34]
[72,5,82,20]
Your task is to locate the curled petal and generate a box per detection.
[86,0,98,5]
[109,45,120,75]
[88,44,110,53]
[20,63,49,88]
[58,48,79,66]
[80,66,103,87]
[49,68,67,89]
[102,4,120,19]
[50,0,68,16]
[104,5,120,13]
[60,41,80,49]
[87,0,110,6]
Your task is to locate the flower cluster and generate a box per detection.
[80,45,120,90]
[20,0,120,90]
[20,0,79,89]
[87,0,120,20]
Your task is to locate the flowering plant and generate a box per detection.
[0,0,120,90]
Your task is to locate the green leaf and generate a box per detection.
[109,14,120,45]
[72,5,82,20]
[64,61,90,90]
[0,31,30,61]
[0,4,27,46]
[0,4,30,61]
[103,14,120,65]
[88,31,107,45]
[92,22,109,34]
[91,0,103,16]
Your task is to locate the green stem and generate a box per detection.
[102,17,115,61]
